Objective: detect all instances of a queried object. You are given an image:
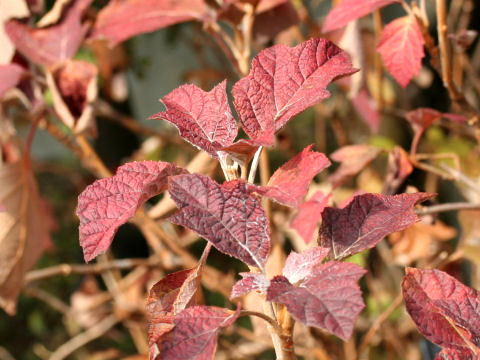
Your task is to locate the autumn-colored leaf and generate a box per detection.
[159,305,240,360]
[282,247,330,284]
[435,348,476,360]
[233,38,356,145]
[168,174,270,269]
[150,81,237,158]
[377,16,425,87]
[147,244,211,359]
[5,0,92,66]
[77,161,186,262]
[253,145,330,207]
[352,88,381,133]
[0,0,30,64]
[252,3,299,42]
[267,261,366,340]
[46,59,98,135]
[90,0,207,45]
[0,156,51,314]
[323,0,400,32]
[319,192,434,260]
[230,272,270,298]
[290,191,331,243]
[0,64,25,98]
[389,220,456,265]
[328,144,381,188]
[405,108,443,132]
[402,268,480,355]
[383,146,413,194]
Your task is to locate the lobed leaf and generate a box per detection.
[158,305,240,360]
[323,0,399,32]
[230,272,270,299]
[377,16,425,87]
[168,174,270,268]
[290,191,331,243]
[253,145,330,207]
[282,247,330,284]
[77,161,186,262]
[150,81,237,158]
[319,192,434,260]
[147,244,211,359]
[5,0,92,65]
[267,262,366,340]
[233,38,356,145]
[328,144,381,188]
[402,268,480,353]
[90,0,207,45]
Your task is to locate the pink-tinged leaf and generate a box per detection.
[405,108,443,132]
[435,348,476,360]
[233,38,357,145]
[219,139,259,165]
[77,161,186,262]
[230,272,270,298]
[290,191,331,243]
[383,146,414,194]
[90,0,207,45]
[352,88,381,133]
[5,0,92,66]
[323,0,400,32]
[150,81,237,158]
[159,305,240,360]
[282,247,330,284]
[377,16,425,87]
[253,145,330,207]
[0,64,26,98]
[267,262,366,340]
[319,192,434,259]
[168,174,270,269]
[403,268,480,352]
[147,244,211,359]
[328,144,381,188]
[443,113,467,124]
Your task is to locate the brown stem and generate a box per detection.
[373,10,384,111]
[416,202,480,215]
[239,310,283,333]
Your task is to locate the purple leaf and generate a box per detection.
[150,81,237,158]
[252,145,330,207]
[90,0,207,45]
[232,38,357,145]
[403,268,480,352]
[159,305,240,360]
[77,161,186,262]
[230,272,270,299]
[168,174,270,269]
[282,247,330,284]
[319,192,435,259]
[267,261,366,340]
[5,0,92,65]
[290,191,331,243]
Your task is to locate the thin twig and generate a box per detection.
[23,286,71,315]
[416,202,480,215]
[48,314,120,360]
[239,310,283,334]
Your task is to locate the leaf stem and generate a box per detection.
[239,310,283,334]
[416,202,480,215]
[248,146,263,183]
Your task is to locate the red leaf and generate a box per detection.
[77,161,186,262]
[377,16,425,87]
[90,0,207,45]
[405,107,443,132]
[168,174,270,269]
[256,0,288,13]
[253,145,330,207]
[403,268,480,352]
[435,348,476,360]
[230,272,270,298]
[323,0,399,32]
[290,191,331,243]
[319,192,434,259]
[282,247,330,284]
[233,38,356,145]
[328,144,381,188]
[159,305,240,360]
[150,81,237,158]
[5,0,92,65]
[147,244,211,359]
[267,262,366,340]
[352,88,381,133]
[0,64,26,98]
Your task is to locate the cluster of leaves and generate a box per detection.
[1,0,480,359]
